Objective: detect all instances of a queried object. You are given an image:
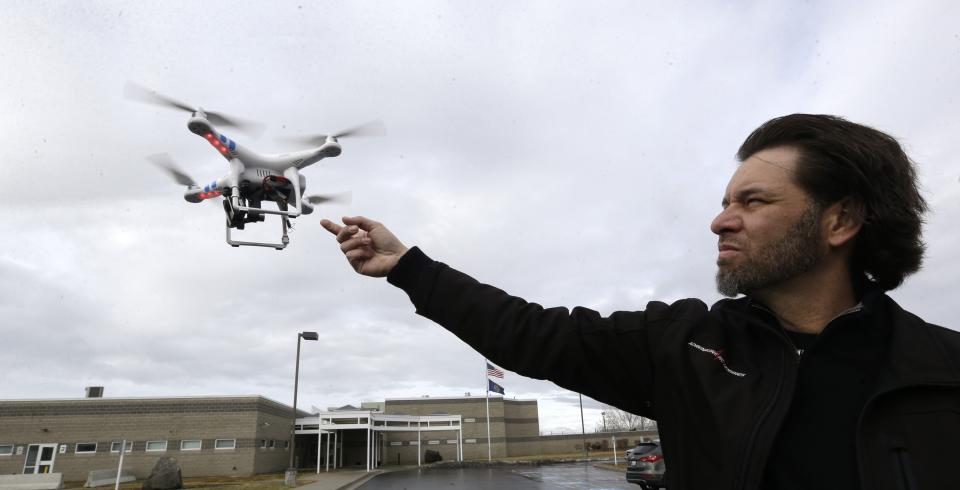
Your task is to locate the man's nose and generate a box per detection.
[710,206,741,236]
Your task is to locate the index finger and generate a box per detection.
[342,215,381,232]
[320,219,343,236]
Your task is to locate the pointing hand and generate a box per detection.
[320,216,409,277]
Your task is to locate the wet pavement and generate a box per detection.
[357,463,637,489]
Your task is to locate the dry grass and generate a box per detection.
[65,471,324,490]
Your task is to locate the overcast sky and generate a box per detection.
[2,0,958,434]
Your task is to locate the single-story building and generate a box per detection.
[1,392,657,481]
[0,395,302,480]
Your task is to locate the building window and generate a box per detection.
[284,441,289,450]
[180,440,202,451]
[215,439,236,450]
[269,440,275,449]
[446,440,458,444]
[464,418,476,423]
[389,442,402,446]
[145,441,168,452]
[465,439,477,444]
[75,443,97,454]
[428,440,440,445]
[0,445,13,456]
[110,441,133,453]
[259,439,268,449]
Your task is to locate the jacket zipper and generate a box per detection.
[735,302,864,489]
[893,449,917,490]
[784,335,803,361]
[734,305,802,489]
[734,344,797,489]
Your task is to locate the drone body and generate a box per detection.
[179,110,343,249]
[129,82,375,250]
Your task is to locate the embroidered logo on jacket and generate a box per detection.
[687,342,747,377]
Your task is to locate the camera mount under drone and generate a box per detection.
[127,82,380,250]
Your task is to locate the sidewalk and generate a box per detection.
[295,467,410,490]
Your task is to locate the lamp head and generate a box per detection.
[300,331,319,341]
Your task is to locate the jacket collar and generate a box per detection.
[866,293,960,389]
[732,292,960,388]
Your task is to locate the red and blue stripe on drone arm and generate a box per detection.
[202,132,235,157]
[199,180,221,200]
[218,134,237,151]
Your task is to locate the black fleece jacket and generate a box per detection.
[388,247,960,490]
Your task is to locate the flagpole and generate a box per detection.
[485,358,492,462]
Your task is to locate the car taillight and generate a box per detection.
[638,454,663,463]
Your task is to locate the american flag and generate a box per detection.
[486,362,504,378]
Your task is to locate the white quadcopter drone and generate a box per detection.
[126,82,382,250]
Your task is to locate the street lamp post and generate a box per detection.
[286,331,318,487]
[579,393,588,463]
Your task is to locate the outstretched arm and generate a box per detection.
[319,217,687,417]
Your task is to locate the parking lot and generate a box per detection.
[357,463,638,489]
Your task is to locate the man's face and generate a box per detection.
[711,147,827,297]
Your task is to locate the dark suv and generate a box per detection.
[625,443,666,489]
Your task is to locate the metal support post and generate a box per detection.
[114,440,126,490]
[317,434,329,475]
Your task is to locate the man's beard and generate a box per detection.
[716,204,825,297]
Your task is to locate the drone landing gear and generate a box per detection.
[224,197,290,250]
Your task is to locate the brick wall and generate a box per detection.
[383,397,541,462]
[0,397,301,482]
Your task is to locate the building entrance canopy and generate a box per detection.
[295,410,463,471]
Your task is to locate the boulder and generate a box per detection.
[141,457,183,490]
[424,449,443,464]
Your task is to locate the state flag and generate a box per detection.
[488,379,505,395]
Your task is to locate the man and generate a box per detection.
[321,114,960,489]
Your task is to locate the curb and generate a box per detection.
[333,467,415,490]
[426,458,616,469]
[334,471,382,490]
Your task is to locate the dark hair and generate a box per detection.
[737,114,927,291]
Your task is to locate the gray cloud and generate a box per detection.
[2,0,958,431]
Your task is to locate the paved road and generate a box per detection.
[357,464,637,489]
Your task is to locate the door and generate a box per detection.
[22,444,57,474]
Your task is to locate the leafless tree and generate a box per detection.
[595,407,657,432]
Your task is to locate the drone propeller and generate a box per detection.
[305,191,352,205]
[125,81,265,135]
[332,120,386,139]
[147,153,196,187]
[281,120,386,147]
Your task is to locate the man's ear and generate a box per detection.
[824,198,864,248]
